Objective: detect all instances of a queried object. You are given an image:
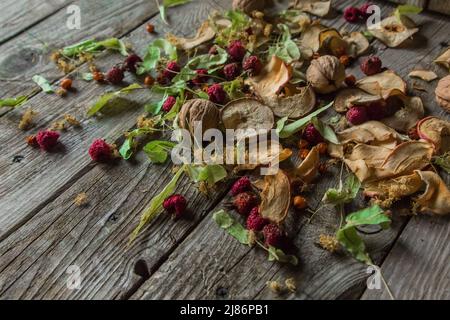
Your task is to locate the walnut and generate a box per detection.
[178,99,220,136]
[232,0,266,15]
[435,75,450,113]
[306,55,345,94]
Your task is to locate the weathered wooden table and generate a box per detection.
[0,0,449,300]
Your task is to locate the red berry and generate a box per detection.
[263,224,283,248]
[163,194,187,218]
[366,100,388,120]
[163,61,180,81]
[228,40,246,62]
[231,177,252,196]
[192,69,208,85]
[223,63,241,80]
[209,46,218,55]
[359,3,373,20]
[124,54,142,73]
[360,56,382,76]
[243,56,263,76]
[344,7,361,23]
[207,84,227,105]
[36,130,60,151]
[346,106,369,125]
[303,124,324,145]
[233,192,258,216]
[106,67,124,84]
[89,139,112,163]
[162,96,177,113]
[246,207,268,231]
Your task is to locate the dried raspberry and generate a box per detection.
[344,7,361,23]
[360,56,382,76]
[223,63,241,80]
[162,96,177,113]
[346,106,369,125]
[106,66,124,84]
[36,130,60,151]
[89,139,113,163]
[163,194,187,218]
[345,74,357,87]
[233,192,258,216]
[231,177,252,196]
[124,54,142,73]
[163,61,180,81]
[359,3,373,20]
[192,69,208,85]
[246,207,268,231]
[366,100,388,120]
[263,224,283,248]
[303,124,324,145]
[243,56,262,76]
[209,46,218,55]
[228,40,246,62]
[207,84,227,105]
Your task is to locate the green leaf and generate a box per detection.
[130,166,185,242]
[268,246,298,266]
[278,102,334,138]
[96,38,128,56]
[223,79,244,100]
[434,153,450,174]
[268,24,301,64]
[143,140,177,163]
[336,205,391,264]
[137,39,177,75]
[213,210,249,245]
[188,47,228,70]
[311,117,340,144]
[362,31,374,42]
[159,0,192,25]
[62,39,97,56]
[32,75,54,93]
[323,174,361,206]
[81,73,94,81]
[119,128,154,160]
[185,164,228,185]
[395,4,423,21]
[86,83,143,117]
[0,96,28,108]
[62,38,128,57]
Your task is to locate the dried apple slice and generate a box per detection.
[344,32,370,57]
[299,23,326,53]
[259,170,291,224]
[293,146,320,183]
[415,171,450,215]
[381,96,424,133]
[221,98,275,140]
[356,70,407,99]
[434,48,450,70]
[334,88,381,113]
[262,86,316,119]
[368,16,419,48]
[291,0,331,17]
[417,117,450,153]
[248,56,292,98]
[408,70,438,82]
[319,29,349,57]
[334,121,403,145]
[167,21,215,51]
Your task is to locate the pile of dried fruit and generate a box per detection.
[2,0,449,270]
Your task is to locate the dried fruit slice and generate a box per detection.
[415,171,450,215]
[299,23,327,53]
[344,32,370,57]
[408,70,438,82]
[293,146,320,183]
[368,16,419,48]
[356,70,407,99]
[434,48,450,70]
[259,170,291,224]
[262,86,316,119]
[334,88,381,113]
[435,75,450,113]
[318,29,349,57]
[417,117,450,153]
[167,21,215,51]
[291,0,331,17]
[248,56,292,98]
[221,98,275,140]
[381,96,424,133]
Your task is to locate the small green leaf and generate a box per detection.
[185,164,228,185]
[268,246,298,266]
[434,153,450,174]
[323,174,361,206]
[86,84,142,117]
[213,210,249,245]
[188,47,228,70]
[81,73,94,81]
[119,128,156,160]
[62,38,128,57]
[311,117,340,144]
[268,24,301,64]
[32,75,54,93]
[395,4,423,22]
[223,79,244,100]
[159,0,192,25]
[143,140,176,163]
[0,96,28,108]
[278,102,334,138]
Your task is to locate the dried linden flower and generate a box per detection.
[74,193,88,207]
[285,278,297,293]
[18,109,36,131]
[319,234,340,253]
[267,281,283,294]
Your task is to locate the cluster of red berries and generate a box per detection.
[88,139,114,163]
[346,100,390,125]
[344,3,373,23]
[28,130,61,152]
[303,123,324,145]
[103,54,142,85]
[360,56,383,76]
[163,194,188,218]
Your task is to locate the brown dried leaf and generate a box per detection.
[263,86,316,119]
[167,21,215,51]
[248,56,292,98]
[291,0,331,17]
[368,16,419,48]
[260,170,291,224]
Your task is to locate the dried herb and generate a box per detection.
[32,75,54,93]
[323,174,361,206]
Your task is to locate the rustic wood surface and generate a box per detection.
[0,0,449,300]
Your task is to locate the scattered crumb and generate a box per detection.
[18,109,36,131]
[247,230,257,247]
[285,278,297,293]
[137,115,155,129]
[267,280,283,294]
[110,143,121,159]
[26,135,37,147]
[319,234,340,253]
[74,193,88,207]
[56,88,68,97]
[64,114,81,127]
[50,119,67,131]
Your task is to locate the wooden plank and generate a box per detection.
[132,1,450,300]
[387,0,427,8]
[0,0,231,300]
[428,0,450,15]
[0,0,160,114]
[0,0,68,45]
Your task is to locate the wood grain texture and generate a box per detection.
[0,0,69,44]
[0,0,231,300]
[387,0,428,8]
[0,0,160,114]
[428,0,450,15]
